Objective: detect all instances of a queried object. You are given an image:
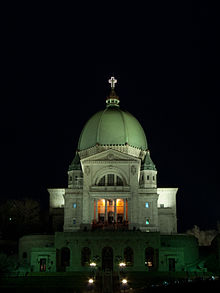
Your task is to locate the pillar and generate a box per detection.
[95,199,98,222]
[114,199,117,222]
[124,199,126,221]
[94,199,96,221]
[105,199,108,222]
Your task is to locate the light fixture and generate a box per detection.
[122,279,127,284]
[119,262,126,267]
[88,278,94,284]
[90,262,96,267]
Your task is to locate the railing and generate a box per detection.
[92,221,128,231]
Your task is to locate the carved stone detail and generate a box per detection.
[131,165,136,175]
[84,166,90,175]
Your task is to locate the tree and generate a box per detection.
[0,199,41,239]
[0,253,18,275]
[186,225,218,246]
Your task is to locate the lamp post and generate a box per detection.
[119,262,127,292]
[88,278,94,292]
[119,262,126,277]
[119,262,126,268]
[121,278,128,292]
[88,278,94,284]
[90,262,97,268]
[89,262,97,277]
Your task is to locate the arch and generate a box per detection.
[124,247,134,266]
[81,247,91,266]
[61,247,70,267]
[102,246,113,271]
[93,166,128,186]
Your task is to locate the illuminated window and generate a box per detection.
[40,258,46,272]
[73,203,77,208]
[145,202,149,208]
[146,219,150,225]
[145,247,154,270]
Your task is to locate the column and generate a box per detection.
[114,199,117,222]
[94,199,96,222]
[95,199,98,222]
[105,199,108,222]
[123,199,126,221]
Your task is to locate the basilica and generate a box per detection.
[49,77,178,235]
[19,77,207,275]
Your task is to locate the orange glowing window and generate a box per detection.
[116,199,124,214]
[107,200,114,213]
[98,199,105,214]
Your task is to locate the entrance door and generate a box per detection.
[102,247,113,271]
[40,258,46,272]
[168,258,175,272]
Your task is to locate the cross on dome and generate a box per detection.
[108,76,117,89]
[106,76,119,107]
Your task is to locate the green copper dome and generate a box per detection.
[78,107,148,151]
[141,150,156,171]
[78,77,148,151]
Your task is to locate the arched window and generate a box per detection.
[81,247,91,266]
[124,247,134,266]
[61,247,70,267]
[145,247,154,270]
[97,174,124,186]
[116,176,123,186]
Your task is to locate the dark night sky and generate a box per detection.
[1,3,218,232]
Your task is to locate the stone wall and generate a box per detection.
[19,235,55,264]
[31,247,56,272]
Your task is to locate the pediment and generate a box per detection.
[81,149,140,163]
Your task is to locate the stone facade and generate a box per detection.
[19,235,55,268]
[19,232,203,273]
[48,149,178,234]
